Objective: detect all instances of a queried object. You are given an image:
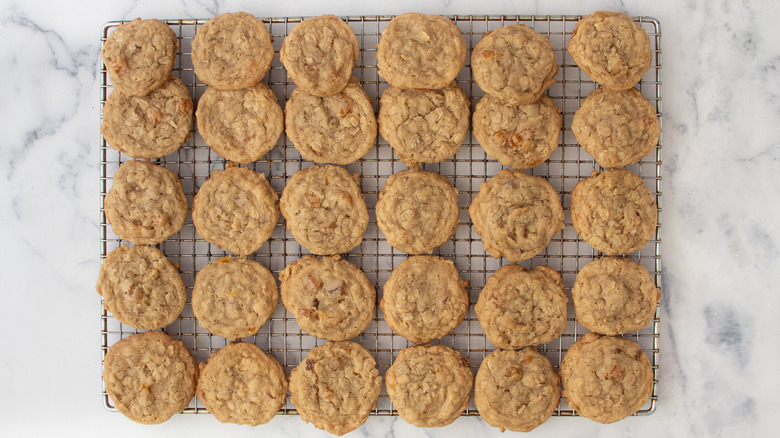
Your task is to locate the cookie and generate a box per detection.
[101,77,193,159]
[475,264,567,349]
[104,160,188,245]
[570,169,657,255]
[103,331,197,424]
[279,165,368,255]
[192,256,278,339]
[376,169,459,254]
[280,255,375,340]
[196,82,283,163]
[192,12,274,90]
[572,257,660,335]
[285,76,376,164]
[377,13,466,89]
[560,333,654,423]
[280,15,359,97]
[572,87,660,168]
[472,94,561,169]
[289,341,382,436]
[472,24,559,105]
[96,245,185,330]
[196,342,287,425]
[102,18,177,96]
[192,166,279,256]
[378,82,469,166]
[469,169,564,261]
[568,11,652,90]
[385,344,473,427]
[474,347,559,432]
[379,255,468,344]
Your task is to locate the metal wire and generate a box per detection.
[100,14,662,417]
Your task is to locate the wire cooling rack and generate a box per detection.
[100,15,662,419]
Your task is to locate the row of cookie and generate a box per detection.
[105,330,652,430]
[104,160,655,263]
[99,241,657,350]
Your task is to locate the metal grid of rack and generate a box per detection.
[100,14,662,418]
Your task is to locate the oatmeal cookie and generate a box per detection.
[97,245,185,330]
[385,344,473,427]
[560,333,654,423]
[572,87,660,168]
[192,256,278,340]
[196,81,283,163]
[376,13,466,89]
[280,15,360,96]
[475,264,567,349]
[289,341,382,436]
[378,82,469,166]
[101,77,193,159]
[280,255,375,340]
[469,169,564,261]
[568,11,652,90]
[375,169,459,254]
[102,18,177,96]
[572,257,660,335]
[474,347,559,432]
[472,24,559,105]
[285,76,376,164]
[379,255,469,344]
[279,165,368,255]
[192,12,274,90]
[103,331,197,424]
[570,169,657,255]
[104,160,188,245]
[472,94,561,169]
[197,342,287,425]
[192,166,279,256]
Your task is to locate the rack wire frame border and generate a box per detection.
[100,14,662,418]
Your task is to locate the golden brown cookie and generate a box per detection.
[472,24,559,105]
[378,82,469,166]
[104,160,188,245]
[568,11,652,90]
[469,169,564,261]
[379,255,469,344]
[376,169,459,254]
[376,13,466,89]
[385,344,473,427]
[192,256,278,340]
[192,166,279,256]
[472,94,561,169]
[101,77,193,159]
[97,245,185,330]
[289,341,382,436]
[474,347,559,432]
[103,331,197,424]
[279,165,368,255]
[570,169,657,255]
[560,333,654,423]
[572,257,660,335]
[475,264,567,349]
[285,76,376,164]
[196,342,287,425]
[192,12,274,90]
[102,18,177,96]
[280,15,360,97]
[572,87,660,168]
[280,255,375,341]
[196,82,283,163]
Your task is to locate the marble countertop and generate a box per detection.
[2,0,779,436]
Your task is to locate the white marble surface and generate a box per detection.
[1,0,779,436]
